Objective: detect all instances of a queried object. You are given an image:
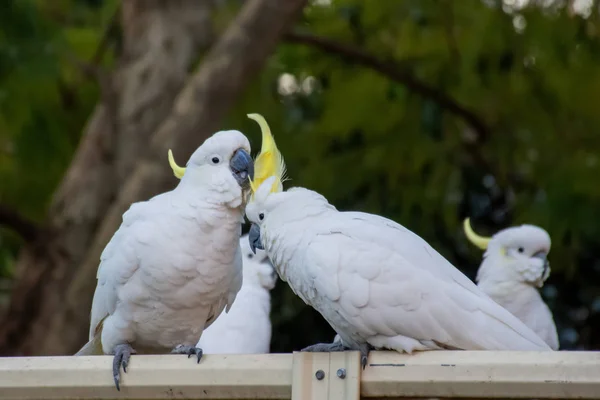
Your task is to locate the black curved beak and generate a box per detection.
[230,148,254,188]
[249,223,264,254]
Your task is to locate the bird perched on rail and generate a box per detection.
[167,131,278,354]
[196,234,277,354]
[463,218,559,350]
[243,115,552,368]
[75,130,254,391]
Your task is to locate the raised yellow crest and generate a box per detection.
[463,218,491,250]
[167,149,186,179]
[247,113,286,196]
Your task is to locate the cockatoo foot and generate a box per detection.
[112,343,136,391]
[171,344,203,363]
[301,341,346,353]
[360,349,369,369]
[301,341,370,369]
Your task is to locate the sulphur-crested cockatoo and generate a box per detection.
[463,218,559,350]
[242,116,551,367]
[247,182,552,366]
[196,234,277,354]
[75,130,254,390]
[166,125,278,354]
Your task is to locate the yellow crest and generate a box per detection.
[168,149,186,179]
[463,218,491,250]
[247,113,286,196]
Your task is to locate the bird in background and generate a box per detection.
[75,130,254,391]
[463,218,559,350]
[196,235,277,354]
[244,114,552,369]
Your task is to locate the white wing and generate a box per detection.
[299,211,550,351]
[88,193,171,340]
[225,242,243,314]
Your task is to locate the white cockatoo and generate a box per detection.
[463,218,559,350]
[196,234,277,354]
[75,130,254,390]
[242,115,551,368]
[247,182,552,366]
[166,127,278,354]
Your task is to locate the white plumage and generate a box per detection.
[469,223,559,350]
[197,234,277,354]
[246,178,551,364]
[76,130,253,390]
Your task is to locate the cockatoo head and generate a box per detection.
[167,129,254,191]
[239,234,277,290]
[247,178,332,254]
[463,218,552,287]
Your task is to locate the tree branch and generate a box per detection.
[0,205,38,242]
[283,31,489,142]
[91,2,122,65]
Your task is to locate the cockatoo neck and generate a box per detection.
[476,255,522,285]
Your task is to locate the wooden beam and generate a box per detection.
[0,351,599,399]
[0,354,293,399]
[363,351,600,399]
[291,351,360,400]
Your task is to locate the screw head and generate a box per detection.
[315,369,325,380]
[336,368,346,379]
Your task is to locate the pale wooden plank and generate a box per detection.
[0,354,292,400]
[327,351,360,400]
[362,350,600,399]
[1,351,599,399]
[291,352,330,400]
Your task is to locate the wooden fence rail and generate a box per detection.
[0,351,599,399]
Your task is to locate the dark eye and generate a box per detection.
[518,247,524,253]
[247,253,253,259]
[259,213,264,221]
[211,156,220,164]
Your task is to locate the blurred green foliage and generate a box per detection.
[0,0,117,282]
[2,0,600,350]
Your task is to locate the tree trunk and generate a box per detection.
[0,0,215,356]
[0,0,307,356]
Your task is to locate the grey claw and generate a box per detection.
[112,343,135,391]
[301,340,369,368]
[171,345,203,364]
[301,342,346,353]
[113,355,122,391]
[359,343,371,369]
[113,372,120,392]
